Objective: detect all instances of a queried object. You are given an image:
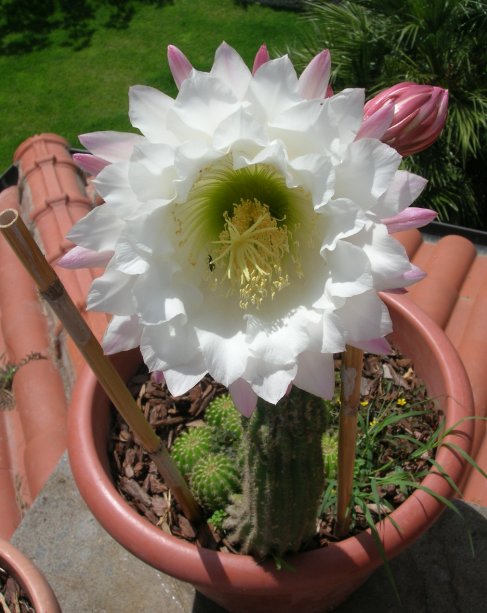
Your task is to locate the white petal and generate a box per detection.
[67,205,124,251]
[79,131,146,162]
[194,321,248,387]
[102,315,141,354]
[213,107,267,152]
[87,265,136,315]
[318,198,366,251]
[294,351,335,398]
[211,42,252,100]
[171,71,240,139]
[93,162,138,216]
[374,170,428,218]
[247,55,301,121]
[128,143,177,201]
[325,241,373,297]
[338,292,392,343]
[129,85,177,143]
[349,224,411,289]
[163,364,208,397]
[334,139,401,210]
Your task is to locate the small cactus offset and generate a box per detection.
[190,452,241,510]
[225,387,327,559]
[321,432,339,479]
[171,426,213,477]
[205,394,243,445]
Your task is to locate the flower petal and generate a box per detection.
[102,315,141,355]
[229,378,258,417]
[297,49,331,100]
[57,246,113,269]
[382,206,436,233]
[129,85,177,143]
[72,153,108,176]
[211,41,252,100]
[294,351,335,398]
[79,131,146,162]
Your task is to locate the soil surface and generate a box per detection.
[109,351,439,552]
[0,567,34,613]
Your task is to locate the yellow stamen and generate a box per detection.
[210,199,290,309]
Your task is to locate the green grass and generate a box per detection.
[0,0,309,170]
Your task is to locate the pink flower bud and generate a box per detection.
[167,45,193,89]
[252,43,270,74]
[363,82,448,156]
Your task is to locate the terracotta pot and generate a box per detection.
[68,293,474,613]
[0,537,61,613]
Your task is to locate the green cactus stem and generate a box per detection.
[190,452,241,510]
[171,426,213,477]
[226,387,327,559]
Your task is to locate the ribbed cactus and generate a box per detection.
[205,394,243,445]
[171,425,213,477]
[321,432,339,479]
[190,452,241,510]
[225,387,327,559]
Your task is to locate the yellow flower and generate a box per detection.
[396,398,407,406]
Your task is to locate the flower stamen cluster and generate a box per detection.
[211,199,290,309]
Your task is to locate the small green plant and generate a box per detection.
[321,432,339,479]
[171,426,213,477]
[190,452,241,510]
[0,352,47,408]
[205,394,243,445]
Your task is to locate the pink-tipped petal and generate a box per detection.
[57,245,114,269]
[383,207,437,233]
[73,153,109,176]
[402,265,426,283]
[151,371,165,385]
[167,44,193,89]
[357,100,394,140]
[353,337,392,354]
[78,131,145,162]
[325,84,334,98]
[298,49,331,100]
[229,378,258,417]
[252,43,270,74]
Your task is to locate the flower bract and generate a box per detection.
[63,42,430,415]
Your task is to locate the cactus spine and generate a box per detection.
[226,387,327,558]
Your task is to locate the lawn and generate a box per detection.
[0,0,309,170]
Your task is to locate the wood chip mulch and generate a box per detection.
[109,350,440,552]
[0,567,35,613]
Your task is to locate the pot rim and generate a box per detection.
[0,536,61,612]
[68,292,474,591]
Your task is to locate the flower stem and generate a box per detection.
[336,345,364,537]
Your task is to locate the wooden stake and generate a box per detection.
[335,345,364,538]
[0,208,204,527]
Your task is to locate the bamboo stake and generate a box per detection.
[335,344,364,538]
[0,208,204,528]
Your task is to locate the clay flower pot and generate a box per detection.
[67,293,474,613]
[0,537,61,613]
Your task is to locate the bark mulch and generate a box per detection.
[109,350,439,552]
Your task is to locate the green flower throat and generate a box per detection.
[175,158,311,309]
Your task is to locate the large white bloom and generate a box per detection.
[63,43,428,415]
